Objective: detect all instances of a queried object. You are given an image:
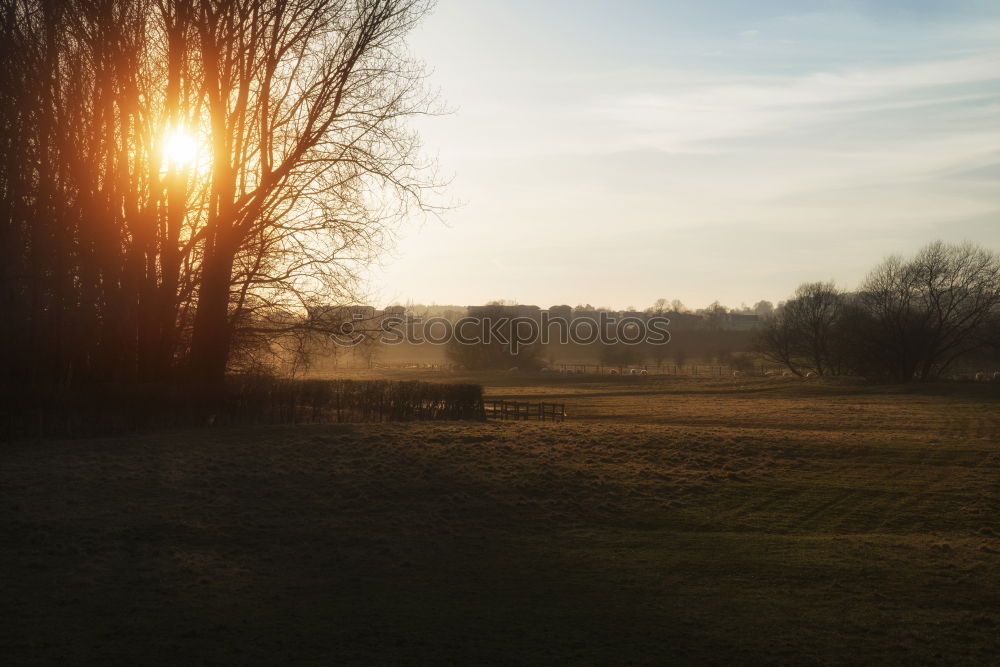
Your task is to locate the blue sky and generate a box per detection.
[369,0,1000,309]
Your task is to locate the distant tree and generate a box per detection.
[704,301,728,331]
[853,242,1000,381]
[648,298,669,314]
[444,306,543,371]
[759,242,1000,382]
[756,313,800,376]
[791,282,844,376]
[756,282,844,376]
[753,300,775,318]
[648,337,671,368]
[672,342,689,368]
[354,336,383,370]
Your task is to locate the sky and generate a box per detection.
[367,0,1000,310]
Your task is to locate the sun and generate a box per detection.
[162,126,200,170]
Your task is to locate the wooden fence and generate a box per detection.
[485,400,566,422]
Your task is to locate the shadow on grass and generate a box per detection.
[2,416,998,665]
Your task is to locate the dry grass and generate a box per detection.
[1,374,998,664]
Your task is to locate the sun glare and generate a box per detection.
[162,127,199,170]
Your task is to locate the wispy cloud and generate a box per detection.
[381,2,1000,308]
[585,55,1000,152]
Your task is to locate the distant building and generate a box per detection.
[309,304,378,326]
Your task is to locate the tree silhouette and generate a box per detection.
[0,0,437,388]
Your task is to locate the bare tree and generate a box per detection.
[187,0,438,382]
[0,0,438,389]
[752,300,774,318]
[756,282,844,376]
[857,241,1000,381]
[759,243,1000,382]
[671,342,688,369]
[757,314,799,376]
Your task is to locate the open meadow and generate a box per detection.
[2,373,999,665]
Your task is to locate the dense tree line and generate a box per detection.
[438,304,758,371]
[758,242,1000,382]
[0,0,434,389]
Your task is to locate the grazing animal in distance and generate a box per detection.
[609,369,619,375]
[975,371,984,382]
[993,371,1000,382]
[639,369,648,376]
[732,370,742,378]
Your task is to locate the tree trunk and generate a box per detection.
[189,240,235,384]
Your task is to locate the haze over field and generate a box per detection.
[372,0,1000,309]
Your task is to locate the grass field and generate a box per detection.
[2,374,998,665]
